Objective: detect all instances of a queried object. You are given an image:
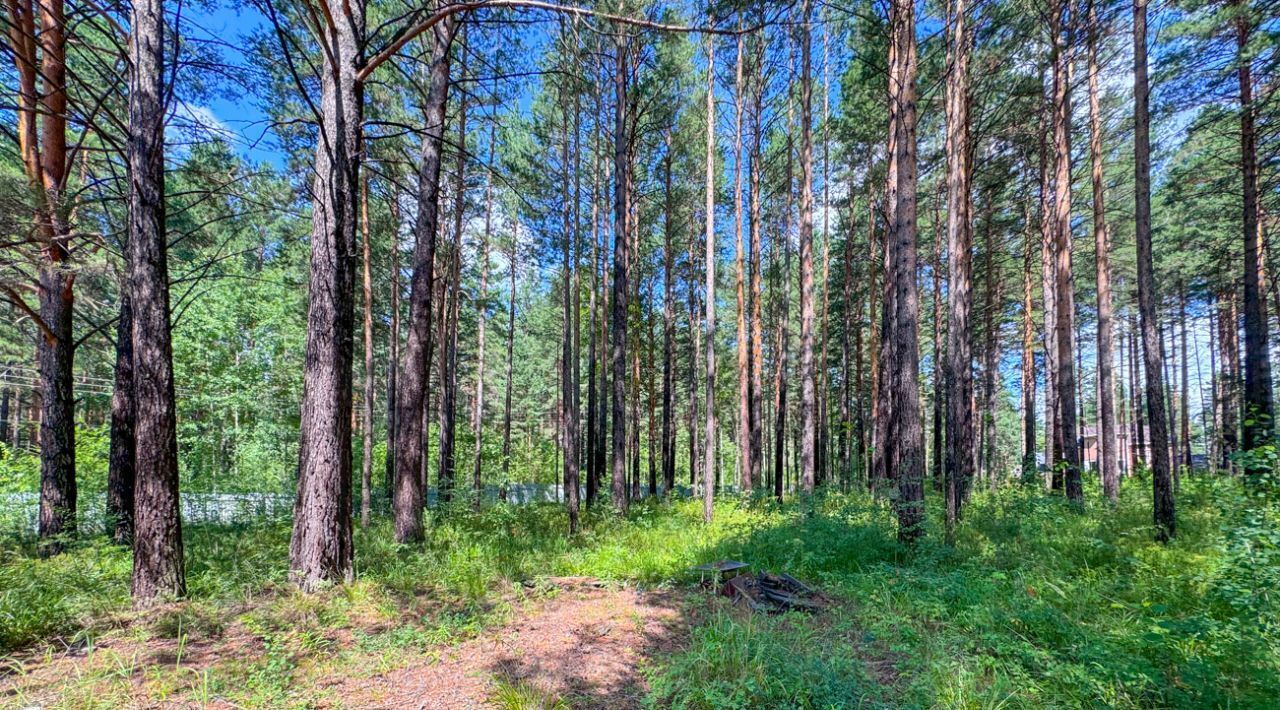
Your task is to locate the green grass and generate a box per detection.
[2,477,1278,708]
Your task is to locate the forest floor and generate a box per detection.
[2,476,1279,708]
[2,580,706,708]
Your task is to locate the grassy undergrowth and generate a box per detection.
[2,476,1277,708]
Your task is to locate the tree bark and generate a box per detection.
[1088,0,1118,501]
[107,291,135,545]
[1021,206,1037,480]
[129,0,185,603]
[392,18,455,543]
[944,0,973,539]
[859,196,875,483]
[844,217,856,489]
[440,81,467,503]
[702,30,717,522]
[1050,4,1082,503]
[930,196,944,493]
[289,1,362,585]
[979,204,1002,490]
[773,96,795,503]
[819,25,833,488]
[1180,288,1192,472]
[661,136,676,495]
[502,214,517,490]
[561,102,580,533]
[7,0,78,551]
[1135,0,1174,539]
[360,175,375,526]
[1237,6,1272,463]
[689,232,702,492]
[1165,322,1178,480]
[472,120,495,507]
[386,198,400,501]
[748,33,765,493]
[732,32,751,493]
[1039,77,1058,490]
[611,31,631,513]
[1130,322,1146,467]
[798,0,818,495]
[886,0,926,542]
[0,365,10,446]
[1217,288,1240,467]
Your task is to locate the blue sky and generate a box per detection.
[181,2,281,167]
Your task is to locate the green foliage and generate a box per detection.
[646,609,876,709]
[0,442,38,494]
[490,678,570,710]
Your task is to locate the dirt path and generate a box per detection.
[341,583,693,709]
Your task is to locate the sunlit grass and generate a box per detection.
[1,476,1277,707]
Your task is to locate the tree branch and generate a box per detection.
[360,0,762,82]
[2,285,57,343]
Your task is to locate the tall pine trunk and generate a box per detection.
[129,0,185,603]
[1135,0,1175,539]
[748,32,765,493]
[502,221,517,491]
[360,176,375,526]
[886,0,926,542]
[561,104,580,533]
[1217,288,1240,467]
[610,32,631,513]
[439,89,467,503]
[773,99,795,502]
[1021,206,1038,480]
[732,33,751,492]
[798,0,818,494]
[1237,6,1272,463]
[661,137,676,494]
[944,0,973,539]
[979,206,1002,490]
[472,121,495,507]
[702,30,717,522]
[930,198,944,492]
[8,0,78,551]
[392,19,455,543]
[1050,4,1082,502]
[385,199,400,501]
[107,292,135,545]
[1088,1,1119,501]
